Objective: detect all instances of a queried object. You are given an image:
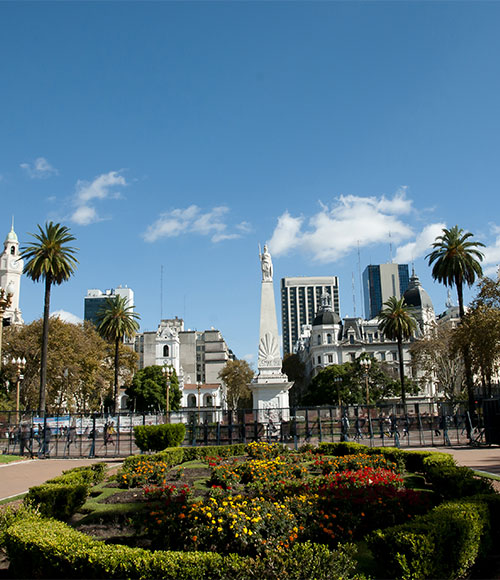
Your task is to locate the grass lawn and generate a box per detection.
[0,455,24,464]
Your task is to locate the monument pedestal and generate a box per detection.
[249,247,292,424]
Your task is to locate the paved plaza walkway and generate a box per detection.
[0,458,122,501]
[0,445,498,501]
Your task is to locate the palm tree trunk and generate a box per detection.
[397,335,406,412]
[457,281,476,420]
[39,276,52,414]
[114,337,120,414]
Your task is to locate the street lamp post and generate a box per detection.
[196,381,202,423]
[0,287,13,371]
[162,367,172,423]
[360,358,372,406]
[12,357,26,420]
[333,376,343,407]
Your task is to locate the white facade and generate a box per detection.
[0,223,24,326]
[296,288,437,400]
[135,319,235,409]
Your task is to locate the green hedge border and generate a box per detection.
[4,516,362,579]
[8,443,499,579]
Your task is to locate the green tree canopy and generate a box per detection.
[218,359,254,410]
[282,353,307,405]
[21,222,79,413]
[377,296,417,410]
[410,323,465,401]
[426,225,484,415]
[125,365,181,412]
[96,294,140,413]
[1,318,136,413]
[453,277,500,397]
[301,357,410,407]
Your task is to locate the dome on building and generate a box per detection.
[403,269,433,311]
[5,224,18,243]
[313,309,341,326]
[312,291,341,326]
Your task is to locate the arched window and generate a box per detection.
[204,394,213,407]
[317,356,321,365]
[188,394,196,407]
[10,246,15,255]
[163,345,169,357]
[327,333,332,344]
[317,335,322,345]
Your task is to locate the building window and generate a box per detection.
[10,246,15,255]
[317,335,322,345]
[349,334,354,344]
[350,353,356,362]
[188,394,196,407]
[392,351,398,361]
[317,356,321,364]
[379,352,386,361]
[163,345,170,357]
[328,354,333,363]
[327,333,332,344]
[368,334,373,343]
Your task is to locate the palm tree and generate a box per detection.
[96,295,140,413]
[426,225,484,416]
[426,226,484,319]
[21,222,78,414]
[377,296,417,411]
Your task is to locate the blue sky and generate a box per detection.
[2,1,500,365]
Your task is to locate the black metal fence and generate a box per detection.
[0,400,494,459]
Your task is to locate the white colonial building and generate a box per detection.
[295,270,438,400]
[134,318,234,410]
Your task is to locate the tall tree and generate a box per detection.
[410,323,465,401]
[96,294,140,413]
[2,318,133,413]
[125,365,181,412]
[377,296,417,411]
[426,225,484,414]
[426,225,485,318]
[218,359,254,410]
[21,222,78,414]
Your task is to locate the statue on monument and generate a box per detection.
[259,244,273,281]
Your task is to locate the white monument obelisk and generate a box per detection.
[250,244,292,422]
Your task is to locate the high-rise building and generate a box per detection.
[363,263,410,320]
[84,285,134,326]
[281,276,340,355]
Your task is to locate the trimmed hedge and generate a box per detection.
[367,498,493,579]
[4,515,364,580]
[24,463,107,520]
[134,423,186,452]
[422,454,493,500]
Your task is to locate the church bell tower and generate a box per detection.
[0,220,24,326]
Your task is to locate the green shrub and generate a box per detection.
[400,450,436,474]
[367,499,490,579]
[318,442,368,456]
[4,515,364,580]
[422,455,493,499]
[24,483,89,520]
[134,423,186,452]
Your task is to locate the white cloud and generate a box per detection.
[75,171,126,203]
[394,222,446,263]
[51,310,83,325]
[144,205,249,243]
[482,224,500,276]
[20,157,59,179]
[71,205,100,226]
[268,191,414,262]
[69,170,127,226]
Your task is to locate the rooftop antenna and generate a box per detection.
[357,241,363,318]
[160,265,164,320]
[352,272,356,317]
